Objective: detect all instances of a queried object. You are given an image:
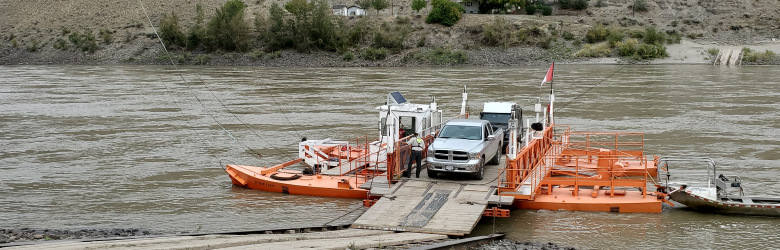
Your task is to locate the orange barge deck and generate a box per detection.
[500,126,665,213]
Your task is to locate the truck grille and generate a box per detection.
[434,150,469,161]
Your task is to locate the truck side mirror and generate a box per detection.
[487,135,496,141]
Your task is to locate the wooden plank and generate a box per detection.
[352,180,491,235]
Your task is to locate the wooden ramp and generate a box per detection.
[351,180,493,236]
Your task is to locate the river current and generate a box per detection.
[1,65,778,249]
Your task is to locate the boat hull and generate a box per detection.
[669,190,780,216]
[226,165,370,199]
[513,188,663,213]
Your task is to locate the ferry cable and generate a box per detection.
[321,204,366,226]
[157,75,234,169]
[212,11,306,151]
[140,1,285,161]
[192,73,291,157]
[270,95,304,139]
[555,64,628,112]
[139,1,239,168]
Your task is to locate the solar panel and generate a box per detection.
[387,91,408,104]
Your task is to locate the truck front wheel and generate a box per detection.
[427,168,438,178]
[473,158,485,180]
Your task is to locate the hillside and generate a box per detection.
[1,0,778,66]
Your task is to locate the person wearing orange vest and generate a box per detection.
[405,132,425,178]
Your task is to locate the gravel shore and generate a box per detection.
[0,228,156,244]
[472,239,577,250]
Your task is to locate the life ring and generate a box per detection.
[270,172,302,181]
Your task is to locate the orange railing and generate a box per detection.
[305,113,471,187]
[499,125,650,200]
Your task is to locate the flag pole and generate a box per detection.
[550,62,554,95]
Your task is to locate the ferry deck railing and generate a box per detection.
[500,125,651,200]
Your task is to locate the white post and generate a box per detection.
[550,89,555,125]
[460,85,468,116]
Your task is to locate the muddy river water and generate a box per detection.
[1,65,778,248]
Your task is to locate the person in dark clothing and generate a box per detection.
[405,133,425,178]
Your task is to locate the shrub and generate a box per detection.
[559,0,571,9]
[426,0,464,26]
[205,0,250,51]
[249,49,265,60]
[585,25,609,43]
[561,0,587,10]
[741,48,780,63]
[343,51,354,61]
[634,43,667,59]
[575,42,611,57]
[265,50,282,59]
[540,5,552,15]
[633,0,647,12]
[99,29,112,44]
[572,0,589,10]
[26,39,39,52]
[666,33,681,44]
[362,47,388,60]
[159,11,186,48]
[562,31,575,40]
[627,29,645,39]
[417,36,426,47]
[482,17,512,47]
[69,30,99,52]
[524,4,536,15]
[707,48,719,56]
[606,30,624,47]
[372,21,410,52]
[194,54,210,64]
[643,26,665,45]
[615,38,639,56]
[53,38,68,50]
[540,36,555,49]
[414,47,467,65]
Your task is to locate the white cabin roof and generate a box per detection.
[377,103,431,113]
[482,102,514,113]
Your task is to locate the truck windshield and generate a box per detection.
[437,125,482,140]
[480,113,510,126]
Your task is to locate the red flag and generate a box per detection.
[540,62,554,87]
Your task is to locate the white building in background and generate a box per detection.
[454,0,480,14]
[347,5,366,16]
[332,4,347,16]
[333,4,366,16]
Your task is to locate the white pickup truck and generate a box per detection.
[425,119,503,180]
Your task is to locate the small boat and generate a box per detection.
[225,89,469,199]
[657,157,780,216]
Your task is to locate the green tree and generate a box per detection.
[205,0,250,51]
[159,11,186,48]
[372,0,389,15]
[266,2,291,50]
[412,0,427,13]
[186,4,206,50]
[309,0,337,50]
[357,0,373,12]
[426,0,464,26]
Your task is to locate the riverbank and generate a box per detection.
[1,0,779,66]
